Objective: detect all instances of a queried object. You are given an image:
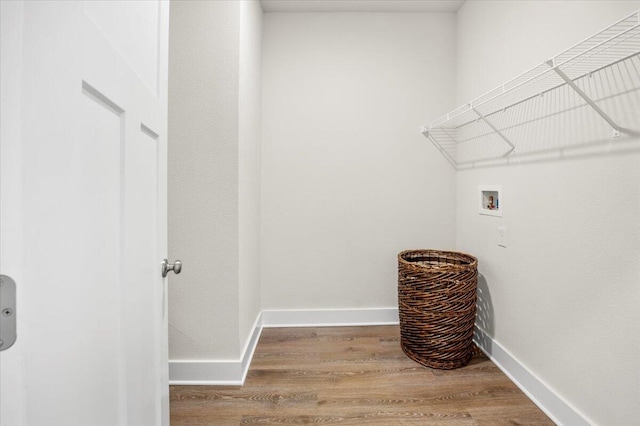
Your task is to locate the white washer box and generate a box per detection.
[479,185,502,217]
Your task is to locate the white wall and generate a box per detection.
[169,0,262,364]
[239,0,263,347]
[456,2,640,424]
[168,0,243,361]
[261,12,458,311]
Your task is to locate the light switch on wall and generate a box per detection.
[497,226,507,247]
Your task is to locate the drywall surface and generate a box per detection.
[456,1,640,424]
[168,0,241,360]
[238,0,263,348]
[261,13,457,310]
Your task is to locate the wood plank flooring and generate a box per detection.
[170,325,553,425]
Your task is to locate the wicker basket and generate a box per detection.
[398,249,478,370]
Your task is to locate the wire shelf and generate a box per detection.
[422,10,640,168]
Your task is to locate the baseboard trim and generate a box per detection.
[261,307,399,328]
[474,326,590,426]
[240,312,264,383]
[169,312,263,386]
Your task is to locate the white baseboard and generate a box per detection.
[262,307,399,327]
[474,326,590,426]
[169,312,263,386]
[169,359,244,386]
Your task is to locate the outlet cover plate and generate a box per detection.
[497,226,507,247]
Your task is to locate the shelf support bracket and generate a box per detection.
[471,107,516,155]
[547,61,622,137]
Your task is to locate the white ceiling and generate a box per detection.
[260,0,466,13]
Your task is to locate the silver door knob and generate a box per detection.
[162,259,182,277]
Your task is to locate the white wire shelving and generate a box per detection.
[421,10,640,169]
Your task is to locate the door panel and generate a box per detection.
[0,1,169,424]
[123,123,162,425]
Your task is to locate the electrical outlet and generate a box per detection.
[497,226,507,247]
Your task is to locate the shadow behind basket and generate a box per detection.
[398,249,478,370]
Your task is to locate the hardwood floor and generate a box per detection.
[170,326,553,425]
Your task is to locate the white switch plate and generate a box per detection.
[497,226,507,247]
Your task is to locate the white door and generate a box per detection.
[0,1,170,425]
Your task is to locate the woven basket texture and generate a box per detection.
[398,249,478,370]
